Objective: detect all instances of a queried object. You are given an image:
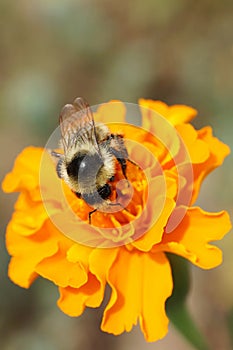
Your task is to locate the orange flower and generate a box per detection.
[2,99,231,342]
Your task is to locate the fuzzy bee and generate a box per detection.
[52,97,130,223]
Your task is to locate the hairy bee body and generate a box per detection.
[52,97,129,222]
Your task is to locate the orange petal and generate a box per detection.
[35,245,88,288]
[132,197,175,251]
[67,243,93,267]
[139,99,197,125]
[101,248,173,342]
[167,104,197,124]
[176,124,210,164]
[140,111,181,168]
[8,258,39,289]
[57,273,102,316]
[139,99,169,120]
[192,126,230,203]
[164,170,179,199]
[95,100,126,123]
[2,147,43,198]
[8,193,48,236]
[129,173,175,247]
[57,247,118,316]
[156,207,232,269]
[6,220,59,288]
[89,246,119,285]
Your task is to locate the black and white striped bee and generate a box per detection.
[52,97,130,223]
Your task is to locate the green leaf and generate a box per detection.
[166,253,209,350]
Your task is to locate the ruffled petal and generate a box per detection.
[132,197,175,251]
[2,147,43,201]
[155,207,232,269]
[57,273,102,316]
[176,124,210,164]
[89,246,119,296]
[139,99,197,125]
[67,243,93,266]
[6,220,59,288]
[57,247,118,316]
[191,126,231,203]
[101,248,173,342]
[8,193,48,236]
[35,245,88,288]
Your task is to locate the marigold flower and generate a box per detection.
[2,99,231,342]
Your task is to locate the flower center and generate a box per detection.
[63,160,147,229]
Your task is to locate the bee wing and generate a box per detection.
[110,134,128,158]
[59,97,100,153]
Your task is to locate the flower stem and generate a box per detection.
[166,253,210,350]
[167,302,209,350]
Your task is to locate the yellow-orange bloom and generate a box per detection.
[2,99,231,342]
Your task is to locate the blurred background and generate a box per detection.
[0,0,232,349]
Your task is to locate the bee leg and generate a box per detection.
[88,209,97,224]
[56,158,63,178]
[109,148,128,180]
[127,158,138,167]
[117,158,128,180]
[49,150,64,179]
[110,151,130,188]
[50,150,62,158]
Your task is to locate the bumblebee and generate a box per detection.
[52,97,130,223]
